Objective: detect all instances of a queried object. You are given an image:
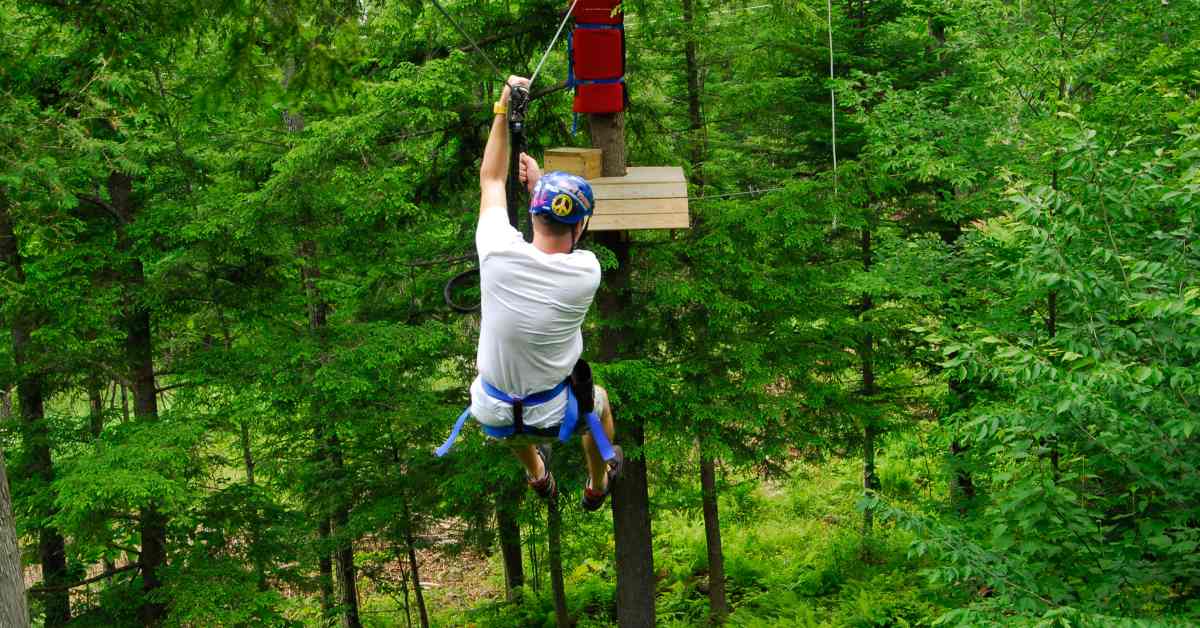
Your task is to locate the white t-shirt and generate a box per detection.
[469,206,601,429]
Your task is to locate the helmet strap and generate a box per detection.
[570,216,591,253]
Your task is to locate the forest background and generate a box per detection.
[1,0,1198,626]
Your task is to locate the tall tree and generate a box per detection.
[0,194,71,625]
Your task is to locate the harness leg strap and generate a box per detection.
[560,384,616,462]
[436,408,473,457]
[585,410,618,463]
[512,399,525,435]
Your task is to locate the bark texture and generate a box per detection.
[0,448,29,628]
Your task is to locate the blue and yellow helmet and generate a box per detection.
[530,171,595,225]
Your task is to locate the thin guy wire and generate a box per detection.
[428,0,512,88]
[689,186,787,202]
[826,0,840,230]
[531,0,582,88]
[826,0,838,196]
[825,0,835,195]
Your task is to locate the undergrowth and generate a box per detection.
[398,450,961,627]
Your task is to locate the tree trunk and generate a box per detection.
[396,546,412,628]
[240,421,256,487]
[681,0,706,195]
[948,439,975,506]
[0,196,71,626]
[0,448,29,627]
[862,424,879,534]
[333,513,361,628]
[699,456,727,624]
[495,481,525,601]
[404,527,429,628]
[128,299,167,627]
[527,516,541,593]
[108,171,167,627]
[96,382,115,580]
[589,113,627,178]
[1046,290,1060,480]
[610,421,655,628]
[859,228,880,536]
[947,378,975,513]
[0,388,10,420]
[299,237,361,628]
[589,111,655,627]
[89,382,104,439]
[318,517,335,623]
[328,433,362,628]
[547,495,569,628]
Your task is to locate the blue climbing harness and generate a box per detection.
[436,378,618,463]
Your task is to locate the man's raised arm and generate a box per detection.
[479,75,529,214]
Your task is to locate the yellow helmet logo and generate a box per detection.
[551,193,574,217]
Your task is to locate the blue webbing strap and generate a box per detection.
[563,384,618,463]
[586,410,617,463]
[575,22,625,30]
[435,408,473,458]
[437,380,568,455]
[482,379,567,406]
[436,379,617,462]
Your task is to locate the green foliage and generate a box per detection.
[1,0,1198,625]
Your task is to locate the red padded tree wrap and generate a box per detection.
[571,27,624,80]
[573,82,625,113]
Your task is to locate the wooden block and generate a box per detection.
[586,166,690,231]
[544,147,603,180]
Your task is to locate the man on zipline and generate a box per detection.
[468,75,620,510]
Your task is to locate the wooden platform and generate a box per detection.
[588,166,690,231]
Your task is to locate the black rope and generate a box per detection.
[444,266,481,313]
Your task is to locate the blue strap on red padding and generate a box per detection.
[575,22,624,30]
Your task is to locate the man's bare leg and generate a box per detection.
[513,444,545,481]
[582,386,616,492]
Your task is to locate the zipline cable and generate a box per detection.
[531,0,582,88]
[429,0,580,91]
